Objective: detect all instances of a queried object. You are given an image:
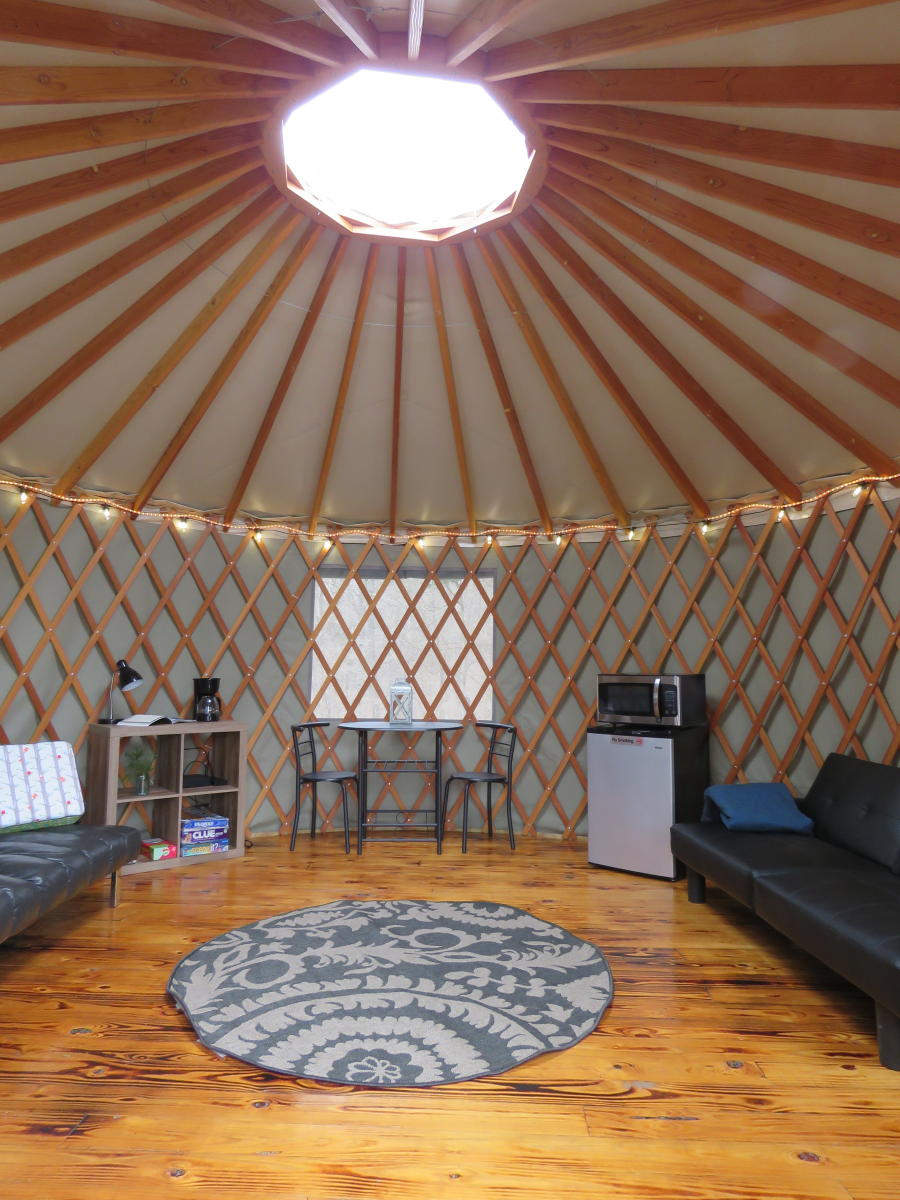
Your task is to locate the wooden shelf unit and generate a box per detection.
[84,721,247,875]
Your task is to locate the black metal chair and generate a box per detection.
[290,721,358,854]
[441,721,518,853]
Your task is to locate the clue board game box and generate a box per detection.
[181,804,229,844]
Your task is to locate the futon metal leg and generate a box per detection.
[876,1004,900,1070]
[109,870,120,907]
[686,867,706,903]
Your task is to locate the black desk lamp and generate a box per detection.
[101,658,144,723]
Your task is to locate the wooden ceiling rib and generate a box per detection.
[423,246,477,538]
[483,0,896,78]
[0,0,896,534]
[546,167,900,408]
[477,236,632,524]
[224,236,350,529]
[132,215,315,513]
[308,244,381,536]
[0,0,312,77]
[0,98,272,164]
[0,125,264,224]
[538,187,899,476]
[0,148,262,284]
[541,128,900,259]
[513,64,900,108]
[533,104,900,186]
[451,244,553,534]
[512,215,803,504]
[145,0,348,66]
[0,189,282,442]
[68,211,309,504]
[311,0,380,59]
[0,169,269,351]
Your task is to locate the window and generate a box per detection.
[309,568,494,720]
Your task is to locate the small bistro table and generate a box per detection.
[337,720,462,853]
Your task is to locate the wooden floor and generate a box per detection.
[1,835,898,1200]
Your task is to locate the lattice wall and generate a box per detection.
[1,487,897,839]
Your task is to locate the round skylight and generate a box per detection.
[281,70,534,239]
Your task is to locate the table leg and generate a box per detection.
[356,729,367,854]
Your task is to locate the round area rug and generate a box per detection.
[168,899,613,1087]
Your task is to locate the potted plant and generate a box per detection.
[122,738,155,794]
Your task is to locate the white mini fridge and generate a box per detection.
[586,725,709,879]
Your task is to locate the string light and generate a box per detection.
[4,472,897,546]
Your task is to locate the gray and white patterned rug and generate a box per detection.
[168,899,613,1087]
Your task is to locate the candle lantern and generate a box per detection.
[389,679,413,725]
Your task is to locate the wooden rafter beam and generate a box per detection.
[0,0,312,78]
[538,186,899,476]
[551,149,900,334]
[0,65,293,104]
[450,244,552,534]
[509,218,802,503]
[60,211,307,499]
[308,245,381,536]
[541,127,900,259]
[0,189,282,443]
[0,148,262,284]
[224,236,350,528]
[547,163,900,407]
[310,0,379,59]
[390,248,406,539]
[408,0,424,61]
[0,170,269,351]
[484,0,897,79]
[476,238,634,524]
[0,125,263,225]
[423,247,476,538]
[445,0,545,67]
[531,103,900,187]
[513,64,900,108]
[132,217,315,513]
[151,0,348,66]
[0,97,271,164]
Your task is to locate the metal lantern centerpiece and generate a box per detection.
[389,679,414,726]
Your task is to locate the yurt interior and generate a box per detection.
[0,1,899,1196]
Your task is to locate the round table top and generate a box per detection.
[338,720,463,732]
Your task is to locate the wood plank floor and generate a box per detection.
[1,834,898,1199]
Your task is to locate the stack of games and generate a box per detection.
[180,803,230,857]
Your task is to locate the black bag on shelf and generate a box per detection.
[183,749,227,789]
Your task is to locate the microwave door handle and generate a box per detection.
[652,677,662,720]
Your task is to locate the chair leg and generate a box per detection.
[486,782,493,839]
[462,782,472,854]
[309,782,318,839]
[339,782,350,854]
[290,780,303,851]
[505,785,515,850]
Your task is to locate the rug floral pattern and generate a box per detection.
[168,899,614,1087]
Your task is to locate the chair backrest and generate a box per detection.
[477,721,518,781]
[290,721,330,776]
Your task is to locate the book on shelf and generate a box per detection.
[115,714,193,726]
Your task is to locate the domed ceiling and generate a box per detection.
[0,0,898,538]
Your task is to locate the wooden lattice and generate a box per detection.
[0,487,897,837]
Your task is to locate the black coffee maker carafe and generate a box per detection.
[193,677,221,722]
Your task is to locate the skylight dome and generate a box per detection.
[281,70,535,241]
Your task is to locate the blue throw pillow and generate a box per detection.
[702,782,814,834]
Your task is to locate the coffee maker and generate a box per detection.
[193,677,221,722]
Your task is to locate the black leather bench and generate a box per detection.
[0,824,141,943]
[671,753,900,1069]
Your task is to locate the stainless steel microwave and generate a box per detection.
[596,673,706,728]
